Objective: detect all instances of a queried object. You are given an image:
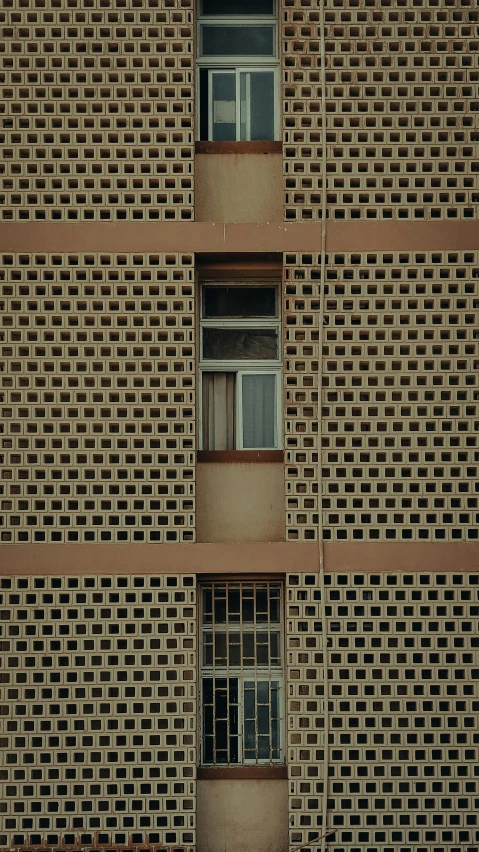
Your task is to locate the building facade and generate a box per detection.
[0,1,478,852]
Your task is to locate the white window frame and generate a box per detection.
[199,282,282,451]
[199,579,285,767]
[206,67,280,143]
[196,3,280,142]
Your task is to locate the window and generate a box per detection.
[200,580,284,765]
[197,0,279,142]
[199,282,282,450]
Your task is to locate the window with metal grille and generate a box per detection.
[200,579,284,765]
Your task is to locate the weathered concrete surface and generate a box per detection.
[197,779,289,852]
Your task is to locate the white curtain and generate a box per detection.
[242,374,275,448]
[202,372,236,450]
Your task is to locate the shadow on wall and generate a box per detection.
[197,779,289,852]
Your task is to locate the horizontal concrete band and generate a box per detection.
[1,541,478,576]
[0,221,477,254]
[198,766,287,780]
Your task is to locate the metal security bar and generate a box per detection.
[200,580,284,765]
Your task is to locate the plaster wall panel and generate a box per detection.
[196,463,285,543]
[197,779,289,852]
[195,154,283,224]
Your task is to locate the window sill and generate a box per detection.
[198,765,287,780]
[197,450,284,463]
[195,141,282,155]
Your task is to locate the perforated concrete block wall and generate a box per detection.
[284,250,479,543]
[0,573,197,852]
[0,253,196,544]
[287,571,479,852]
[0,0,194,222]
[282,0,478,222]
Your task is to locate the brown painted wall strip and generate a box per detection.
[197,766,287,780]
[0,221,477,254]
[195,140,282,154]
[197,450,284,462]
[1,542,478,576]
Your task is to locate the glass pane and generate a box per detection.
[203,328,278,360]
[227,587,241,621]
[202,586,212,624]
[242,633,255,665]
[242,374,276,449]
[256,632,269,665]
[202,25,275,56]
[204,735,214,764]
[271,682,279,721]
[258,704,270,735]
[256,587,268,621]
[203,287,277,318]
[248,71,275,141]
[214,632,227,665]
[203,0,274,15]
[242,587,255,622]
[270,632,280,665]
[211,73,236,142]
[203,631,213,666]
[213,588,227,623]
[216,682,228,718]
[269,587,280,623]
[257,680,269,705]
[229,632,241,666]
[258,735,270,760]
[229,732,238,764]
[240,72,247,142]
[203,677,213,706]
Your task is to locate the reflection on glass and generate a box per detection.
[203,286,277,319]
[214,592,226,624]
[240,71,275,141]
[202,677,239,765]
[203,0,274,14]
[242,374,276,449]
[202,328,278,360]
[211,72,236,141]
[203,25,274,57]
[228,587,241,621]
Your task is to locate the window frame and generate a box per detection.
[199,578,285,768]
[206,67,280,143]
[196,3,280,142]
[199,280,282,452]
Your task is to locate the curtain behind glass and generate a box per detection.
[202,372,236,450]
[242,374,275,448]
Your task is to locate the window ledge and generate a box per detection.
[198,765,287,780]
[197,450,284,463]
[195,141,282,155]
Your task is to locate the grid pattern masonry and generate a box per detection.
[283,0,478,222]
[284,250,479,543]
[0,253,196,544]
[0,0,194,222]
[0,573,197,852]
[287,571,479,852]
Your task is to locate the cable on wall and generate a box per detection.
[317,0,330,849]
